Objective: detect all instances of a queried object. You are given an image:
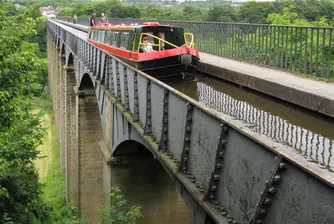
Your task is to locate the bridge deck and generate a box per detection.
[199,52,334,118]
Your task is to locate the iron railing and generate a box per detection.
[58,16,334,79]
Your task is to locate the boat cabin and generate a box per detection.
[88,22,199,82]
[88,22,194,54]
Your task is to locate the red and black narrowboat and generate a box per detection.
[87,22,200,81]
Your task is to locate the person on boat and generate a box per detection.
[73,13,78,24]
[67,16,70,22]
[89,13,96,26]
[99,13,108,23]
[141,36,154,53]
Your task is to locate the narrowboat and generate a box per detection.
[87,22,200,81]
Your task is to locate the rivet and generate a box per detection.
[269,187,277,194]
[211,185,217,191]
[185,137,190,142]
[216,163,222,169]
[220,206,225,211]
[215,205,220,209]
[187,171,190,175]
[214,200,218,205]
[135,87,138,91]
[214,175,220,180]
[183,168,187,172]
[200,188,205,193]
[221,140,227,146]
[148,113,151,118]
[184,158,188,163]
[187,116,192,121]
[279,162,287,170]
[232,221,237,224]
[147,96,151,101]
[186,126,191,132]
[264,198,272,205]
[164,109,168,114]
[223,126,228,132]
[210,195,215,200]
[191,179,196,183]
[260,209,266,214]
[164,119,168,123]
[219,151,224,158]
[164,89,168,94]
[227,215,231,219]
[187,174,191,178]
[221,212,227,216]
[163,128,168,133]
[256,220,263,224]
[163,136,167,142]
[134,80,137,83]
[228,220,232,223]
[185,147,190,152]
[196,184,200,188]
[274,175,281,182]
[164,100,168,103]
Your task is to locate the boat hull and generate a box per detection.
[89,40,199,81]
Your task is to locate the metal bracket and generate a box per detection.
[178,102,193,173]
[115,61,121,102]
[250,155,287,224]
[144,79,152,135]
[102,55,109,89]
[133,72,139,122]
[108,58,115,95]
[123,66,130,112]
[205,123,229,201]
[158,89,169,151]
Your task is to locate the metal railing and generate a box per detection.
[58,16,334,79]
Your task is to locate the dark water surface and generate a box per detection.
[111,157,193,224]
[169,73,334,171]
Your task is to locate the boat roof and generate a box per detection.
[91,22,173,30]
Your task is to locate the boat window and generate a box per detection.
[91,29,96,40]
[98,30,105,43]
[105,31,112,45]
[111,32,119,47]
[120,32,129,49]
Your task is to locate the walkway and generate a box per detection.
[199,52,334,119]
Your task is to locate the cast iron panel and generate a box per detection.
[136,75,147,126]
[167,92,187,160]
[150,82,164,143]
[188,108,221,189]
[216,128,276,223]
[264,161,334,224]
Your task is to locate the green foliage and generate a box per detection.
[99,187,143,224]
[0,4,52,222]
[206,5,238,22]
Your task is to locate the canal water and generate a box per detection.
[169,73,334,171]
[110,156,193,224]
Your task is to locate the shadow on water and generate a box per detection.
[168,73,334,171]
[110,153,193,224]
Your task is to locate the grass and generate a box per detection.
[33,93,67,212]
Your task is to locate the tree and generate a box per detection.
[99,187,143,224]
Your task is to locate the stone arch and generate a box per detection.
[112,140,153,157]
[79,73,95,90]
[60,42,65,57]
[67,52,74,68]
